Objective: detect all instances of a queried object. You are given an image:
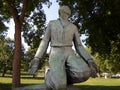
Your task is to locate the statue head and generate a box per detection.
[58,5,71,19]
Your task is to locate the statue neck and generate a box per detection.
[59,18,70,29]
[59,17,68,22]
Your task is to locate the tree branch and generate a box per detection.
[9,4,19,23]
[19,0,28,23]
[5,1,19,24]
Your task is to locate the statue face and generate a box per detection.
[59,6,71,20]
[59,10,69,20]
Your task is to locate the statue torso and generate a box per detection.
[49,19,77,47]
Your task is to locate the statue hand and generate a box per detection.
[29,58,40,75]
[88,61,98,78]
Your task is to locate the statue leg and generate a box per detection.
[66,54,91,84]
[45,52,67,90]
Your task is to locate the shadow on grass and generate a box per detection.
[21,76,44,80]
[0,83,41,90]
[76,85,120,90]
[0,83,12,90]
[0,83,120,90]
[0,76,44,80]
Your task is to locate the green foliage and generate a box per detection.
[22,48,49,71]
[0,18,8,37]
[22,0,51,48]
[95,54,120,73]
[22,48,36,71]
[22,10,46,48]
[0,0,51,49]
[0,38,14,73]
[0,37,26,75]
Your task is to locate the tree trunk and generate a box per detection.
[9,0,28,88]
[12,23,22,88]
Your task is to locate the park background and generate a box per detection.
[0,0,120,90]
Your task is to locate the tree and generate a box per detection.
[0,0,51,88]
[57,0,120,71]
[0,17,8,38]
[95,54,120,74]
[0,38,14,77]
[22,48,36,71]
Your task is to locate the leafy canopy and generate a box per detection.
[0,0,51,48]
[57,0,120,59]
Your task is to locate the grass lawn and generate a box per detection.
[75,78,120,90]
[0,76,120,90]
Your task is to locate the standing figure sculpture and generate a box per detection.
[29,5,98,90]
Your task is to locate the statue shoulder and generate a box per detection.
[69,23,78,31]
[46,20,58,28]
[49,20,58,24]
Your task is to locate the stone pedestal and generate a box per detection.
[13,83,80,90]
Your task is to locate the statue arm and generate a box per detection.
[73,28,98,78]
[29,22,51,75]
[34,22,51,59]
[73,28,92,63]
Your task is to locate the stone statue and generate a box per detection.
[29,5,98,90]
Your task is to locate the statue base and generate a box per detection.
[13,83,80,90]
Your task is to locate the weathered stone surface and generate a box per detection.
[13,84,80,90]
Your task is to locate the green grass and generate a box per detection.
[75,78,120,90]
[0,76,44,90]
[0,76,120,90]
